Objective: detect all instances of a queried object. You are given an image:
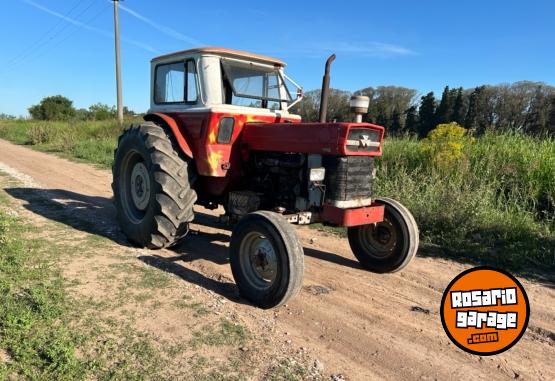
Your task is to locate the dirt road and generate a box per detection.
[1,138,553,380]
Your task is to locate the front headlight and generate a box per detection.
[309,167,326,182]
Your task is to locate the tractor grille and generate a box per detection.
[323,156,374,206]
[345,128,381,153]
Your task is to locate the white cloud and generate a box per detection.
[314,41,416,57]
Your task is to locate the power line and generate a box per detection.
[6,0,99,71]
[3,0,103,74]
[4,0,82,68]
[19,3,111,68]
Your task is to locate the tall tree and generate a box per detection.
[294,89,351,122]
[418,92,436,137]
[465,87,482,131]
[294,81,555,136]
[525,86,551,135]
[451,87,466,126]
[548,95,555,136]
[390,108,402,135]
[356,86,416,128]
[435,86,454,124]
[376,108,389,129]
[404,106,418,135]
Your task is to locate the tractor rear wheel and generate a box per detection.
[230,211,304,309]
[348,197,418,273]
[112,122,197,249]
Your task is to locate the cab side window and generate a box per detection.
[154,59,198,104]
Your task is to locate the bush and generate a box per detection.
[88,103,116,121]
[0,113,16,120]
[28,95,76,121]
[421,122,474,169]
[27,125,55,145]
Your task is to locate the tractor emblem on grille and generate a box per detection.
[359,134,371,147]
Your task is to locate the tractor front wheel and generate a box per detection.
[112,122,197,249]
[230,211,304,309]
[348,197,419,273]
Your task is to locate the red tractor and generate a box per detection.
[112,47,418,308]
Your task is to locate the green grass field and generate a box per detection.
[0,210,87,379]
[0,119,127,168]
[376,133,554,271]
[0,119,553,273]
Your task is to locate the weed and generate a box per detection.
[190,319,248,349]
[174,299,210,317]
[266,357,319,381]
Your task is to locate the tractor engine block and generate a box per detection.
[247,152,306,212]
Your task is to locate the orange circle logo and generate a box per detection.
[440,266,529,355]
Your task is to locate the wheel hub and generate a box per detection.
[130,162,151,211]
[376,225,392,244]
[240,232,278,287]
[359,220,398,258]
[250,239,277,281]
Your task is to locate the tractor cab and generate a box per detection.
[149,47,303,117]
[146,47,304,179]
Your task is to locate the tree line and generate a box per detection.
[0,95,135,121]
[3,82,555,137]
[292,81,555,137]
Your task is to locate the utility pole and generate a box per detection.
[112,0,123,124]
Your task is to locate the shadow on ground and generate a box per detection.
[417,240,555,287]
[5,187,128,244]
[6,187,553,290]
[4,187,363,302]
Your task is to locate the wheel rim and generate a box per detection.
[239,231,278,290]
[130,162,151,211]
[358,219,398,258]
[119,149,149,224]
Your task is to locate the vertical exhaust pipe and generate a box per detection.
[319,54,336,123]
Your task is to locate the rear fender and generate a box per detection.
[144,113,194,158]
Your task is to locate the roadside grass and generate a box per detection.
[0,119,126,169]
[313,132,554,274]
[374,132,555,273]
[1,119,552,273]
[0,211,86,379]
[0,176,317,380]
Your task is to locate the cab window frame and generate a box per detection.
[153,58,199,105]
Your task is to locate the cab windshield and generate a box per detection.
[221,59,293,110]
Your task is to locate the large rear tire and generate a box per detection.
[230,211,304,309]
[112,122,197,249]
[348,197,418,273]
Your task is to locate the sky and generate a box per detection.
[1,0,554,116]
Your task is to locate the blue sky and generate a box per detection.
[1,0,554,116]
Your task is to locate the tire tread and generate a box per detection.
[112,122,197,248]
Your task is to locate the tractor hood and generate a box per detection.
[241,122,385,157]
